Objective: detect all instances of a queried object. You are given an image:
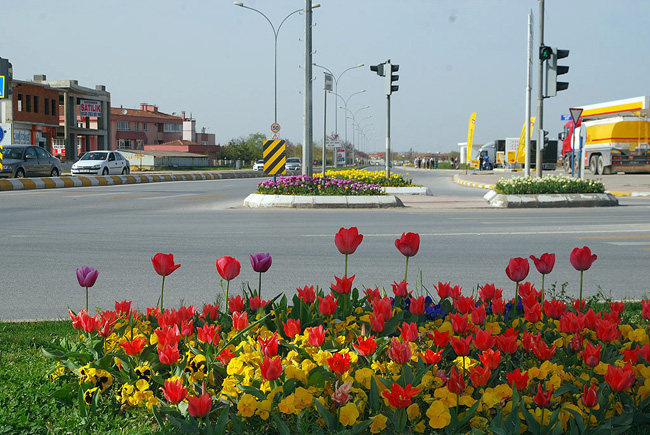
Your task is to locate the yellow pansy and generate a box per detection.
[339,402,359,426]
[237,393,258,418]
[407,403,420,421]
[285,365,307,383]
[135,379,149,392]
[369,414,388,433]
[355,367,374,389]
[278,394,297,415]
[426,400,451,429]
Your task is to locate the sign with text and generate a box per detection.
[80,100,102,117]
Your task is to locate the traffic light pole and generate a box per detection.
[536,0,545,178]
[385,93,391,178]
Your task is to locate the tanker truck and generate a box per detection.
[560,96,650,174]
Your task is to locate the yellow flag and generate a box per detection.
[516,117,536,163]
[466,112,477,165]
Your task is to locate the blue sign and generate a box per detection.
[0,76,4,98]
[561,114,572,121]
[0,128,4,143]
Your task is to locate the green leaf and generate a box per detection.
[272,413,293,435]
[51,384,75,400]
[237,385,266,401]
[313,397,337,431]
[308,367,327,389]
[369,376,381,413]
[216,405,231,434]
[519,400,539,434]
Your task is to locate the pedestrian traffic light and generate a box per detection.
[370,63,385,77]
[385,61,399,95]
[0,58,12,99]
[539,45,553,61]
[545,47,569,98]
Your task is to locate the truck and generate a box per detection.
[477,139,557,170]
[559,96,650,174]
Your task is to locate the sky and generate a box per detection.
[4,0,650,154]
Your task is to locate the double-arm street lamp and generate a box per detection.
[234,2,320,125]
[312,63,364,138]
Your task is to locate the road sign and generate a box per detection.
[569,108,583,123]
[561,114,572,121]
[0,76,4,98]
[262,140,286,175]
[270,123,281,134]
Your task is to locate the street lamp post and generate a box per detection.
[234,2,320,126]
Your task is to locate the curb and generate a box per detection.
[242,193,403,209]
[0,171,265,191]
[484,190,619,208]
[383,186,432,195]
[452,174,650,198]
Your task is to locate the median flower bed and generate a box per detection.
[256,175,384,196]
[44,229,650,434]
[326,169,415,188]
[495,175,606,195]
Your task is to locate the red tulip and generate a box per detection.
[120,336,146,356]
[473,329,496,351]
[559,312,584,334]
[533,383,554,408]
[249,296,269,311]
[448,367,465,394]
[471,305,486,325]
[196,324,220,346]
[395,232,420,257]
[506,368,529,391]
[114,300,132,317]
[399,322,419,342]
[382,383,420,409]
[259,355,282,381]
[327,352,351,374]
[370,314,385,333]
[282,318,301,338]
[478,283,501,302]
[155,325,181,348]
[187,388,212,418]
[354,335,377,356]
[421,348,443,365]
[435,281,461,299]
[497,334,518,355]
[258,332,279,357]
[151,253,181,277]
[363,287,382,303]
[642,300,650,321]
[530,253,555,275]
[450,335,472,356]
[331,381,353,406]
[308,325,327,347]
[218,348,235,366]
[160,379,187,404]
[469,365,491,388]
[216,256,240,281]
[543,299,566,319]
[581,384,599,408]
[595,318,620,342]
[505,257,529,282]
[570,246,597,271]
[409,296,426,315]
[491,297,505,315]
[479,349,501,370]
[331,275,355,295]
[388,337,412,365]
[334,227,363,255]
[318,294,338,316]
[604,364,635,392]
[231,311,248,331]
[228,295,245,313]
[372,297,393,321]
[450,313,471,335]
[532,340,556,361]
[433,330,451,348]
[454,295,475,314]
[524,302,543,323]
[297,285,316,304]
[392,280,409,298]
[158,343,180,365]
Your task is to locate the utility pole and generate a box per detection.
[302,0,314,176]
[525,10,533,177]
[536,0,544,178]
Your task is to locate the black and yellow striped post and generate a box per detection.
[263,140,286,180]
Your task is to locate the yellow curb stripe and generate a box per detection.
[80,177,93,186]
[42,178,56,188]
[607,191,631,197]
[61,177,75,187]
[0,179,14,190]
[20,179,36,189]
[97,177,109,186]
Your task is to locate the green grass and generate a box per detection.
[0,321,162,434]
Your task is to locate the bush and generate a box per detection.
[495,175,605,195]
[326,169,415,187]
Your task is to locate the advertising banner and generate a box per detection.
[80,100,102,117]
[337,148,346,165]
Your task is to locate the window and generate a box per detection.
[117,121,130,131]
[35,147,49,158]
[17,94,23,111]
[45,98,50,115]
[34,96,39,113]
[26,95,32,112]
[136,139,144,149]
[117,139,133,149]
[143,123,147,132]
[164,123,182,133]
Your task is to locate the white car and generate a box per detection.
[253,160,264,171]
[286,157,302,171]
[71,151,130,175]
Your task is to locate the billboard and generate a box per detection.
[80,100,101,117]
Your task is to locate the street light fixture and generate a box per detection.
[335,90,365,147]
[234,2,320,125]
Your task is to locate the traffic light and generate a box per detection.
[539,45,553,61]
[0,58,12,99]
[386,61,399,95]
[545,47,569,98]
[370,63,385,77]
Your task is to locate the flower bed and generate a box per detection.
[326,169,415,188]
[256,175,384,196]
[45,229,650,434]
[495,175,605,195]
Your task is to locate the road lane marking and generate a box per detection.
[576,235,650,240]
[178,194,231,201]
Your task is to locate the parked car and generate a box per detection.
[71,151,130,175]
[0,145,62,178]
[253,160,264,171]
[286,157,302,171]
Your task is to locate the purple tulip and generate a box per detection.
[250,253,273,273]
[76,266,99,288]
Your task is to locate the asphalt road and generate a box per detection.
[1,169,649,321]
